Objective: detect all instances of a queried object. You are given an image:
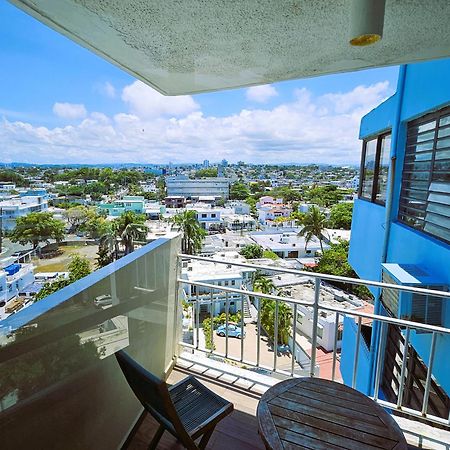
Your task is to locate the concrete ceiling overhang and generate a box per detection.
[10,0,450,95]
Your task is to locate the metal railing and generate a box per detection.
[177,253,450,427]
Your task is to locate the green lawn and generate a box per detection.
[33,244,98,273]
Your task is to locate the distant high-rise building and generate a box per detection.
[221,159,228,167]
[203,159,210,168]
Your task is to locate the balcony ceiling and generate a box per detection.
[10,0,450,95]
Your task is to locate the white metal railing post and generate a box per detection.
[210,290,214,354]
[332,312,340,382]
[273,300,279,372]
[257,297,261,367]
[310,277,321,377]
[240,293,245,362]
[421,331,437,417]
[195,291,200,350]
[291,303,297,377]
[397,326,410,409]
[225,292,229,358]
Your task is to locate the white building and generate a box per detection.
[257,205,292,224]
[194,207,222,230]
[0,183,16,191]
[181,252,255,316]
[0,196,48,230]
[256,196,283,207]
[0,259,36,320]
[250,231,328,259]
[166,176,230,199]
[227,201,251,215]
[278,281,370,352]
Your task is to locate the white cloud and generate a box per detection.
[0,82,391,165]
[121,80,199,118]
[98,81,116,98]
[246,84,278,103]
[52,102,87,120]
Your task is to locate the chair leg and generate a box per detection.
[148,425,164,450]
[198,426,216,450]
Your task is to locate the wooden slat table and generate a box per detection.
[257,378,407,450]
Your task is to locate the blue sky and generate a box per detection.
[0,1,400,165]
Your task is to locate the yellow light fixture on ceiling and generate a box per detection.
[350,0,386,47]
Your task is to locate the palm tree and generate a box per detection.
[172,210,206,255]
[96,231,118,268]
[253,274,275,295]
[121,223,148,255]
[298,205,327,253]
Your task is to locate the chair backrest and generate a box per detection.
[115,350,180,434]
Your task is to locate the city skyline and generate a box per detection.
[1,2,399,166]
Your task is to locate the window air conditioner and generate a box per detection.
[381,263,447,328]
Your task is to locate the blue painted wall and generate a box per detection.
[340,316,372,395]
[345,59,450,396]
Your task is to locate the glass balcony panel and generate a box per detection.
[0,236,180,450]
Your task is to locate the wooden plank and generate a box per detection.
[277,391,385,428]
[281,440,312,450]
[300,379,373,404]
[269,404,398,450]
[278,426,349,450]
[281,387,383,421]
[274,415,389,450]
[257,400,283,450]
[261,378,304,403]
[269,397,395,438]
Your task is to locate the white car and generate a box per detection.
[94,294,112,308]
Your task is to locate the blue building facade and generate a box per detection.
[342,60,450,416]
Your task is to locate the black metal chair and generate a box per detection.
[116,351,234,450]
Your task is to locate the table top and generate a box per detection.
[257,377,408,450]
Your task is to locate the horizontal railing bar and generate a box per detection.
[178,278,315,306]
[179,279,450,335]
[178,342,306,379]
[178,254,450,299]
[318,304,450,335]
[374,399,450,427]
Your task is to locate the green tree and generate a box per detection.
[10,212,65,250]
[253,274,291,345]
[305,185,343,207]
[112,210,146,236]
[298,206,327,253]
[67,254,92,282]
[239,244,263,259]
[314,240,373,300]
[65,206,91,233]
[328,202,353,229]
[121,223,148,255]
[172,210,206,255]
[96,231,118,268]
[83,215,111,239]
[34,255,92,302]
[262,250,279,260]
[230,182,250,200]
[194,168,218,178]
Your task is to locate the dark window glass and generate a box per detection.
[376,134,391,203]
[360,139,377,198]
[359,133,391,204]
[399,108,450,244]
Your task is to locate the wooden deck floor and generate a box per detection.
[125,366,265,450]
[124,366,430,450]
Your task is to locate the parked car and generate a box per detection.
[94,294,112,308]
[216,324,245,339]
